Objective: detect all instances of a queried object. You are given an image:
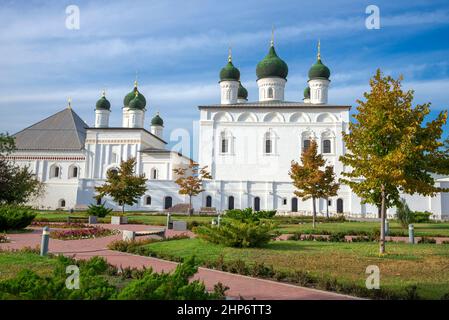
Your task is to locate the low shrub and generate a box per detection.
[194,208,278,248]
[0,205,36,231]
[31,222,90,229]
[0,254,225,300]
[108,235,191,254]
[413,211,431,223]
[86,204,113,218]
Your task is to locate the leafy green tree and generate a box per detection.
[289,140,338,228]
[396,199,414,228]
[340,69,449,254]
[95,158,147,214]
[173,160,212,215]
[0,133,44,205]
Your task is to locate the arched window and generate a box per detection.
[59,199,66,208]
[267,87,274,99]
[151,168,158,180]
[96,197,102,205]
[323,139,331,154]
[303,139,311,151]
[50,165,61,178]
[337,198,344,213]
[220,132,229,154]
[69,165,79,178]
[164,196,173,210]
[145,196,152,205]
[254,197,260,212]
[108,168,118,175]
[264,132,272,154]
[206,195,212,208]
[228,196,234,210]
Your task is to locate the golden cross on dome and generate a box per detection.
[67,97,72,109]
[228,46,232,62]
[102,89,106,97]
[134,71,138,88]
[271,25,275,47]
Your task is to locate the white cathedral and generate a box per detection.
[7,39,449,219]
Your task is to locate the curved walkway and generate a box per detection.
[1,224,356,300]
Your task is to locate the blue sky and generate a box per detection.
[0,0,448,154]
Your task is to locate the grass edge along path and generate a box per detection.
[120,237,449,300]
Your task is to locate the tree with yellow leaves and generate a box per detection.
[173,160,212,216]
[289,140,339,228]
[340,69,449,254]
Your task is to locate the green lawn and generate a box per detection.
[34,211,215,225]
[33,211,449,237]
[0,252,57,280]
[140,238,449,299]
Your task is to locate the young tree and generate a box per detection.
[0,133,44,204]
[289,140,338,228]
[322,169,339,219]
[95,158,147,214]
[173,160,212,216]
[340,69,449,254]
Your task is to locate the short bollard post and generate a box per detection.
[217,215,221,227]
[385,220,389,236]
[408,224,415,244]
[40,226,50,256]
[166,213,171,229]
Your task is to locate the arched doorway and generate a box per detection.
[164,196,172,210]
[228,196,234,210]
[337,198,344,213]
[206,195,212,208]
[291,197,298,212]
[254,197,260,212]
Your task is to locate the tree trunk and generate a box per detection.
[122,204,125,215]
[189,195,193,216]
[312,196,316,228]
[380,184,386,255]
[326,198,329,220]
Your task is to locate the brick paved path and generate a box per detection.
[0,224,356,300]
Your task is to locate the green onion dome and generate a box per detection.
[219,58,240,82]
[123,81,147,109]
[96,91,111,110]
[308,58,330,80]
[303,86,310,99]
[238,82,248,100]
[256,45,288,80]
[128,91,146,110]
[151,112,164,126]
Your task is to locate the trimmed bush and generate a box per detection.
[194,208,278,248]
[413,211,431,223]
[0,205,36,231]
[86,204,112,218]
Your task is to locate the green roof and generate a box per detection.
[308,58,330,80]
[238,82,248,100]
[124,84,146,109]
[303,86,310,99]
[219,60,240,81]
[256,45,288,80]
[95,95,111,110]
[151,113,164,126]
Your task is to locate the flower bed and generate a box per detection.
[31,221,90,229]
[50,226,119,240]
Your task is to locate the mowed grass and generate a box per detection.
[277,221,449,237]
[34,211,449,237]
[141,238,449,299]
[0,252,57,280]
